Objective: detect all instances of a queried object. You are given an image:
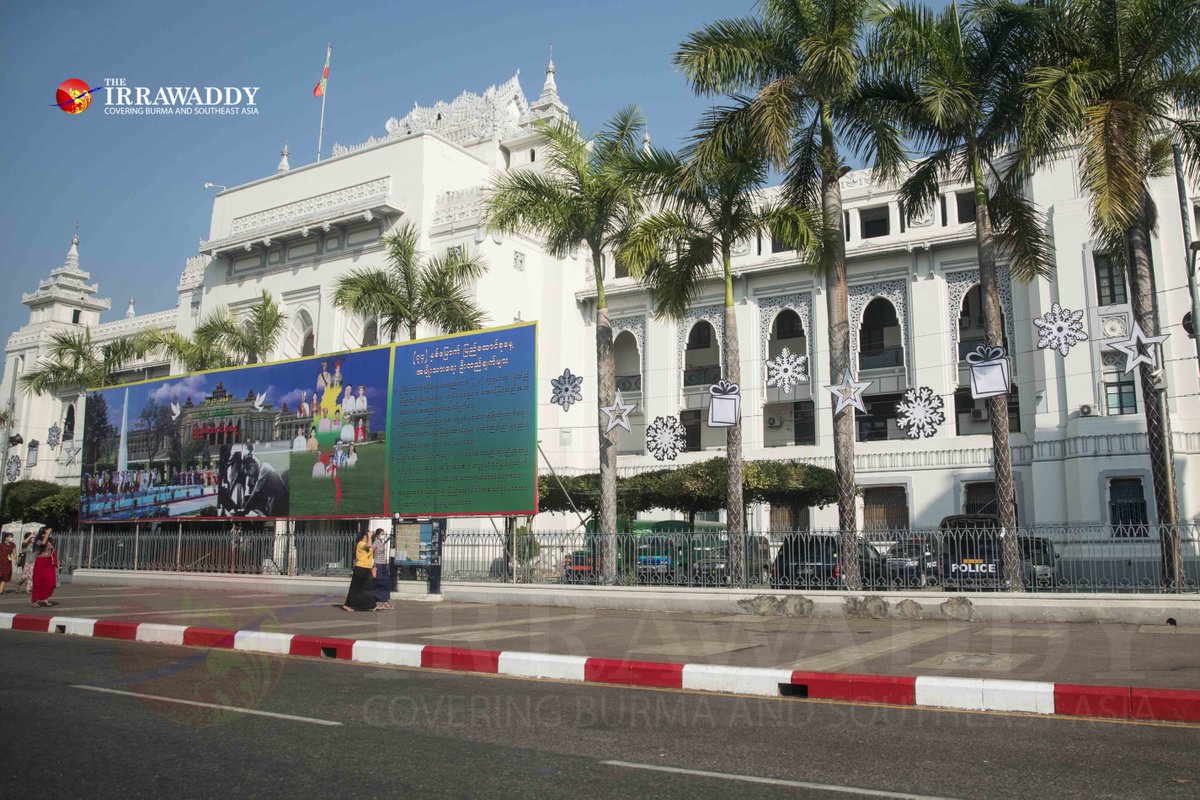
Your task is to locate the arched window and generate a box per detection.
[286,309,315,359]
[614,331,640,393]
[362,319,378,348]
[64,404,77,441]
[683,321,720,387]
[530,148,536,163]
[301,333,315,357]
[958,285,1008,360]
[859,298,902,369]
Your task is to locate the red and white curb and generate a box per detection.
[5,611,1199,724]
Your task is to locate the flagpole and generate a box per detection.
[316,43,330,162]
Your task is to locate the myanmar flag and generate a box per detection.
[313,45,330,97]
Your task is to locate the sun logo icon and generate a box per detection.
[55,78,94,115]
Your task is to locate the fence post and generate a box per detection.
[176,522,183,572]
[286,519,294,577]
[133,523,139,571]
[87,524,94,568]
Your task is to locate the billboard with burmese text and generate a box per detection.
[79,322,537,521]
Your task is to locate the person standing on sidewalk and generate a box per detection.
[16,530,38,594]
[371,528,392,610]
[30,528,59,607]
[0,532,14,593]
[342,530,378,612]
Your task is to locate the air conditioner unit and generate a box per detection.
[970,408,989,422]
[766,415,784,429]
[1080,404,1095,417]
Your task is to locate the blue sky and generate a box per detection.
[0,0,950,346]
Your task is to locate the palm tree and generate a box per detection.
[869,0,1055,590]
[618,140,818,584]
[676,0,903,588]
[482,108,647,585]
[1025,0,1199,587]
[332,221,489,342]
[211,290,289,364]
[138,310,238,373]
[0,408,11,430]
[20,329,150,397]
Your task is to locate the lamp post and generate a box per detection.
[1172,144,1200,363]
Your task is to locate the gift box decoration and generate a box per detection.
[966,344,1010,399]
[707,380,741,427]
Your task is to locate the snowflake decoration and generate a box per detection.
[765,347,808,394]
[645,415,686,462]
[896,386,945,439]
[46,423,62,450]
[5,454,21,483]
[1033,303,1088,356]
[550,368,584,411]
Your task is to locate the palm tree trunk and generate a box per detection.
[1127,194,1181,589]
[722,248,745,587]
[594,248,618,585]
[971,158,1023,592]
[822,113,861,591]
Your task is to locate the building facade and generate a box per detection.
[3,61,1199,531]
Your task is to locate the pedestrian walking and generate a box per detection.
[16,530,38,594]
[341,530,378,612]
[0,532,15,593]
[372,528,393,610]
[30,528,59,607]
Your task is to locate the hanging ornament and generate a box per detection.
[1033,303,1088,356]
[5,454,21,482]
[645,415,686,461]
[966,344,1011,399]
[550,368,584,411]
[706,380,741,428]
[824,369,871,415]
[765,346,808,395]
[46,423,62,450]
[599,389,636,433]
[896,386,945,439]
[1106,321,1169,374]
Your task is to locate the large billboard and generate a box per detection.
[80,322,537,521]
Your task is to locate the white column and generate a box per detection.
[943,191,959,226]
[846,208,861,243]
[889,203,902,236]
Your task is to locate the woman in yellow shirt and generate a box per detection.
[342,530,379,611]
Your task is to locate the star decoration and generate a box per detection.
[600,389,636,433]
[1033,303,1089,356]
[550,368,584,412]
[824,369,871,415]
[62,444,81,466]
[1106,321,1168,374]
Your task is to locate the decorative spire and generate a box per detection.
[277,137,290,173]
[65,228,80,269]
[542,42,557,96]
[642,130,651,154]
[125,296,136,318]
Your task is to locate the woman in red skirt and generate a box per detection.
[30,528,59,607]
[0,531,15,593]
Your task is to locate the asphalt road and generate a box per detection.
[1,633,1197,799]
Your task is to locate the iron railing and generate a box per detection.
[49,524,1200,593]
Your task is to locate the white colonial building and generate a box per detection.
[3,59,1199,531]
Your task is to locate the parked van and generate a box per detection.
[936,515,1060,589]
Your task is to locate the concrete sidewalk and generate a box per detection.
[3,582,1198,691]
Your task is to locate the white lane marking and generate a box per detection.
[51,592,165,600]
[783,625,966,672]
[601,761,963,800]
[72,602,324,619]
[351,613,594,640]
[71,685,342,726]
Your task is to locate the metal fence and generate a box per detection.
[47,524,1200,593]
